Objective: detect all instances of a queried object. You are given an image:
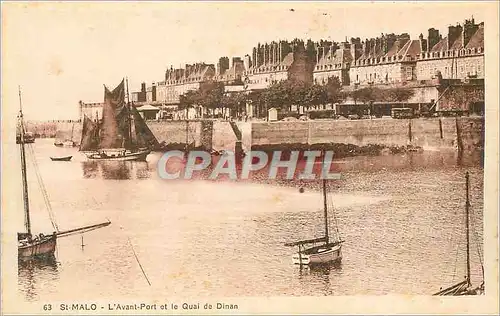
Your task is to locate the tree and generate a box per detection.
[325,76,342,103]
[179,89,202,118]
[221,91,246,118]
[304,83,327,110]
[263,79,312,112]
[349,86,415,104]
[384,87,415,103]
[247,90,266,118]
[350,86,383,103]
[198,80,225,111]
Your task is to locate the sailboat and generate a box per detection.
[285,179,344,265]
[433,172,484,296]
[79,78,159,161]
[54,123,76,147]
[16,86,111,260]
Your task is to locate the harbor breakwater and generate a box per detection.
[27,117,484,154]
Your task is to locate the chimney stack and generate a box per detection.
[463,17,479,47]
[447,24,463,49]
[428,28,440,51]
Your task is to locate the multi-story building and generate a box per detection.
[154,62,216,105]
[313,40,356,86]
[311,18,484,87]
[213,56,246,85]
[242,39,316,90]
[131,82,147,103]
[415,18,484,81]
[79,101,104,121]
[120,17,483,114]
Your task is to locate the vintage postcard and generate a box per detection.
[1,1,499,315]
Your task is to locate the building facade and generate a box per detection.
[152,63,216,105]
[79,101,104,121]
[119,17,484,114]
[242,39,316,90]
[311,18,484,88]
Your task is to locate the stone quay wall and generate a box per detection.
[250,117,484,151]
[30,117,484,153]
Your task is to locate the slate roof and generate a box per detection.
[465,26,484,49]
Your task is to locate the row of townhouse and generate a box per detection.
[112,17,484,113]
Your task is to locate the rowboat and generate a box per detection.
[50,156,73,161]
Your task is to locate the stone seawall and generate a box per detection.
[31,117,484,153]
[147,121,203,147]
[251,117,484,151]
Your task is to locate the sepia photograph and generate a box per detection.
[1,1,498,315]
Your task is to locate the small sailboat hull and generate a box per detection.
[292,244,342,265]
[85,149,150,161]
[54,141,76,147]
[50,155,73,161]
[18,234,57,260]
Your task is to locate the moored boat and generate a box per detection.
[16,86,111,261]
[50,155,73,161]
[54,139,77,147]
[54,124,77,147]
[79,78,159,161]
[84,149,150,161]
[433,172,484,296]
[285,178,344,266]
[16,131,35,144]
[18,233,57,260]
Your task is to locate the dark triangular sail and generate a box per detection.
[131,106,160,149]
[100,79,128,149]
[79,115,100,151]
[86,78,158,152]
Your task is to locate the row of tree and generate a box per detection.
[178,77,416,118]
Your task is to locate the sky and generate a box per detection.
[1,1,495,121]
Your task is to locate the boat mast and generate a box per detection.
[70,123,75,142]
[126,77,133,148]
[18,86,31,236]
[465,172,471,286]
[185,119,189,151]
[323,178,329,243]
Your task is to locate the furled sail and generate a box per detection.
[100,79,128,149]
[79,115,100,151]
[131,106,160,149]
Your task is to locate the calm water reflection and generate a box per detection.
[82,161,151,180]
[16,139,484,300]
[18,256,59,301]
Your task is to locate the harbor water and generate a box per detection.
[14,139,484,300]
